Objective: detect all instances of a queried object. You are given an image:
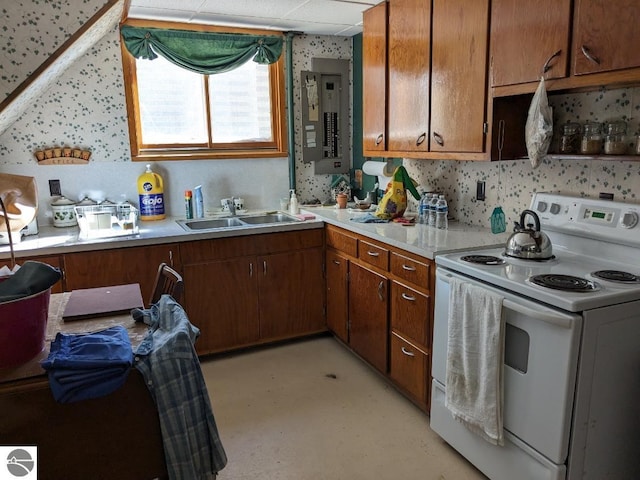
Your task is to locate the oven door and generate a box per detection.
[432,267,582,466]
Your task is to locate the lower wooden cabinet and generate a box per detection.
[18,254,65,293]
[181,230,326,356]
[63,243,180,304]
[325,224,434,412]
[348,262,389,373]
[390,333,430,406]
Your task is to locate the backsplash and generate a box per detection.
[405,86,640,231]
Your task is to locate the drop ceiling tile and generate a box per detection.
[285,0,370,23]
[128,6,195,22]
[197,0,309,18]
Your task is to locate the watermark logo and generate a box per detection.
[0,447,37,479]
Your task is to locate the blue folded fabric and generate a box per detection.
[350,213,389,223]
[42,326,133,403]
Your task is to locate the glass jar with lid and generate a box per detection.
[580,121,603,155]
[559,122,581,154]
[604,120,627,155]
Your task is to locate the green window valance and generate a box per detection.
[120,25,283,75]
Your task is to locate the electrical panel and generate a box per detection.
[300,58,350,175]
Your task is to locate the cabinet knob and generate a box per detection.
[375,133,384,146]
[432,131,444,147]
[416,132,427,147]
[401,264,416,272]
[367,250,380,257]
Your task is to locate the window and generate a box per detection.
[120,22,287,161]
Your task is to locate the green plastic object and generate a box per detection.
[490,207,506,234]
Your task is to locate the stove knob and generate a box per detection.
[536,201,548,212]
[621,211,639,229]
[550,203,561,214]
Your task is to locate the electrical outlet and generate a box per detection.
[476,181,486,201]
[49,179,62,196]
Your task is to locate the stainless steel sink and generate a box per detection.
[176,212,302,232]
[177,217,245,230]
[239,213,301,224]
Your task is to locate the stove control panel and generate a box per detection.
[532,192,640,247]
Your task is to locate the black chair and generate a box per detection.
[149,262,184,307]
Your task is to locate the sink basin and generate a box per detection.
[176,212,302,232]
[239,213,301,224]
[178,217,244,230]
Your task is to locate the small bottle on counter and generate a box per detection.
[435,195,448,230]
[185,190,193,219]
[418,192,430,224]
[428,194,439,227]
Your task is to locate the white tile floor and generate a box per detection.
[201,336,487,480]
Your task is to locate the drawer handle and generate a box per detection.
[432,131,444,147]
[416,132,426,146]
[375,133,384,146]
[367,251,380,257]
[401,293,416,302]
[401,264,416,272]
[377,280,385,302]
[401,347,415,357]
[333,260,341,265]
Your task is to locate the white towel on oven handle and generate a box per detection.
[445,277,505,446]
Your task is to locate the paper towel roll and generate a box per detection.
[362,160,394,178]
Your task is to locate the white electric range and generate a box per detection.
[431,192,640,480]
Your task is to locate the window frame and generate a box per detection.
[120,19,287,161]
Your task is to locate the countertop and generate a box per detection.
[0,207,509,261]
[0,212,324,260]
[306,206,510,259]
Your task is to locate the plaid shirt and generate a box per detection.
[133,295,227,479]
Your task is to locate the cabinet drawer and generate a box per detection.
[390,333,429,407]
[358,240,389,270]
[391,281,430,348]
[390,252,430,289]
[325,226,357,257]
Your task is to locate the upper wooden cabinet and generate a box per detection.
[362,1,387,153]
[489,0,571,87]
[363,0,490,159]
[491,0,640,95]
[387,0,431,153]
[572,0,640,76]
[430,0,489,153]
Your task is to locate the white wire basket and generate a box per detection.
[75,203,139,238]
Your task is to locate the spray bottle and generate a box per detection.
[137,164,165,221]
[289,189,299,215]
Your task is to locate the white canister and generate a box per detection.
[51,196,77,227]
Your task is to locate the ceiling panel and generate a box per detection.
[127,0,373,35]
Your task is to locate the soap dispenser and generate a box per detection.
[289,189,299,215]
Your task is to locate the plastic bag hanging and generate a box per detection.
[525,77,553,169]
[374,166,420,220]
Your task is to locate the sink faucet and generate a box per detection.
[222,197,236,216]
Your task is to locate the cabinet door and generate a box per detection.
[183,257,259,355]
[387,0,431,152]
[430,0,489,153]
[64,244,179,303]
[490,0,571,87]
[348,262,388,373]
[362,1,387,154]
[572,0,640,75]
[326,249,349,343]
[258,247,325,340]
[390,333,429,408]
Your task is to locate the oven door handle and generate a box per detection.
[438,271,575,329]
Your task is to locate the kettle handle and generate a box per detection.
[520,209,541,232]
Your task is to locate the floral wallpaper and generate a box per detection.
[2,0,639,232]
[405,86,640,230]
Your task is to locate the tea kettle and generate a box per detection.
[504,209,553,260]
